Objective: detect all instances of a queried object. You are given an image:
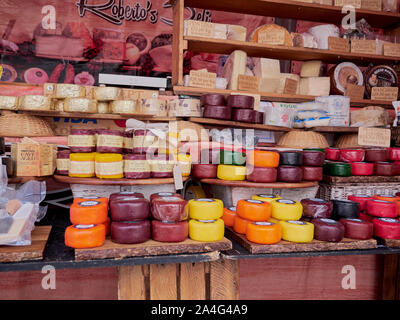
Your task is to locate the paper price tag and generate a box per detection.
[361,0,382,10]
[384,43,400,57]
[358,127,391,148]
[173,164,183,190]
[334,0,361,7]
[237,75,259,92]
[258,29,285,45]
[283,78,298,95]
[345,84,365,99]
[186,20,214,38]
[351,39,376,54]
[328,37,350,52]
[189,70,216,89]
[371,87,399,101]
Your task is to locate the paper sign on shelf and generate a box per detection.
[358,127,391,147]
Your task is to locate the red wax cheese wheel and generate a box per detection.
[65,224,106,249]
[339,218,373,240]
[326,148,340,161]
[151,220,189,242]
[351,162,374,176]
[109,192,144,204]
[339,149,365,163]
[374,162,397,176]
[246,166,277,183]
[227,95,254,109]
[123,154,151,179]
[233,109,257,123]
[301,198,332,219]
[192,164,218,179]
[364,148,388,162]
[255,111,263,124]
[366,199,397,218]
[222,207,237,227]
[70,200,108,225]
[359,211,375,223]
[150,192,183,202]
[388,148,400,161]
[236,199,271,222]
[394,161,400,175]
[151,197,188,222]
[311,218,345,242]
[348,195,374,211]
[302,151,325,166]
[233,215,251,234]
[201,94,226,106]
[109,197,150,221]
[277,166,303,182]
[203,105,232,120]
[372,218,400,239]
[111,220,151,244]
[302,166,323,181]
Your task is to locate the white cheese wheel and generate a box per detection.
[18,95,52,111]
[0,96,18,110]
[94,86,121,101]
[110,100,137,114]
[64,98,98,113]
[55,84,85,99]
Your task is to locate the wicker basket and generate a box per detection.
[0,112,54,137]
[277,130,329,149]
[334,133,362,148]
[317,182,400,201]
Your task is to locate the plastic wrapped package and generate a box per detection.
[0,179,47,246]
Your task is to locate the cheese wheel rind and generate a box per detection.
[188,198,223,220]
[189,219,224,242]
[279,220,314,243]
[271,199,303,221]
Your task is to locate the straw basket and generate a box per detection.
[277,130,329,149]
[334,133,362,149]
[0,112,54,137]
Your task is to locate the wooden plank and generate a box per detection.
[0,226,51,263]
[53,174,188,186]
[172,0,184,86]
[183,0,400,29]
[323,175,400,184]
[179,262,206,300]
[311,126,359,133]
[118,265,147,300]
[381,254,398,300]
[210,259,239,300]
[200,178,318,189]
[150,264,178,300]
[74,237,232,261]
[380,239,400,248]
[226,227,377,254]
[186,36,399,66]
[174,86,394,109]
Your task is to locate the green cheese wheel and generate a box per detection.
[220,150,246,166]
[328,162,351,177]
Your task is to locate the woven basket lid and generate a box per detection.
[277,130,329,149]
[334,133,362,149]
[0,112,54,137]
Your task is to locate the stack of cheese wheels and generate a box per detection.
[150,192,189,242]
[109,192,151,244]
[278,150,303,183]
[201,93,231,121]
[65,197,109,248]
[246,149,280,183]
[234,199,281,244]
[217,147,247,181]
[188,198,224,242]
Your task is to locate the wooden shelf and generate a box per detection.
[309,126,359,133]
[8,176,47,184]
[181,0,400,29]
[199,178,318,189]
[174,86,394,109]
[54,175,188,186]
[185,36,400,66]
[19,110,177,122]
[189,117,292,132]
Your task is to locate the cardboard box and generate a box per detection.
[11,138,56,177]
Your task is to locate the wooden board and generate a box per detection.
[0,226,51,263]
[323,175,400,184]
[380,238,400,248]
[74,237,232,261]
[225,227,377,254]
[54,174,188,186]
[174,86,394,109]
[200,178,318,189]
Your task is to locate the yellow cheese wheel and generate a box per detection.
[271,199,303,220]
[217,164,246,181]
[69,153,96,178]
[279,220,314,243]
[188,198,223,220]
[189,219,224,242]
[252,194,282,203]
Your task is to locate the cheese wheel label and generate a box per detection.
[277,200,295,204]
[124,160,150,173]
[287,220,306,225]
[374,200,391,203]
[320,218,338,224]
[196,199,214,202]
[254,222,273,226]
[56,159,69,171]
[246,199,263,204]
[97,135,123,148]
[120,197,140,201]
[198,219,216,223]
[95,161,123,175]
[346,218,363,222]
[79,201,100,207]
[228,206,236,211]
[68,135,95,147]
[120,192,138,195]
[157,192,175,196]
[308,198,326,203]
[379,218,400,223]
[85,196,101,199]
[75,224,95,229]
[158,196,182,202]
[257,194,277,198]
[69,161,95,175]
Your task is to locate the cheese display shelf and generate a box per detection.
[199,178,318,189]
[185,36,400,65]
[176,0,400,29]
[53,175,189,186]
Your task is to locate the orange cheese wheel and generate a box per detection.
[222,207,237,227]
[70,200,108,225]
[233,215,251,234]
[246,222,282,244]
[247,150,280,168]
[73,197,108,207]
[65,224,106,249]
[236,199,271,222]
